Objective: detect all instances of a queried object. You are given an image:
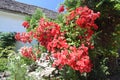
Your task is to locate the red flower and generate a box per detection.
[52,44,92,73]
[22,21,29,28]
[34,18,61,48]
[15,33,21,40]
[58,5,64,13]
[76,18,86,28]
[66,10,76,21]
[15,32,33,43]
[19,46,36,61]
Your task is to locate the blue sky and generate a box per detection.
[16,0,64,12]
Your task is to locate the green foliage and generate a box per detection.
[0,58,8,72]
[64,25,84,47]
[112,24,120,52]
[0,32,16,48]
[7,53,34,80]
[89,57,109,80]
[0,46,15,58]
[90,0,120,57]
[58,66,87,80]
[0,32,16,72]
[25,9,45,32]
[62,0,120,79]
[21,57,35,65]
[91,0,120,77]
[0,32,16,58]
[64,0,82,11]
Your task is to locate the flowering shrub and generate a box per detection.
[19,46,36,61]
[15,3,100,80]
[52,44,92,73]
[15,32,33,43]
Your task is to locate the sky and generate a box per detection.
[16,0,64,12]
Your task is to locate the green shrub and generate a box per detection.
[0,46,15,58]
[0,58,8,72]
[0,32,16,58]
[7,53,34,80]
[0,32,16,48]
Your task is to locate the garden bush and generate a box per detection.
[7,53,34,80]
[0,32,16,58]
[8,0,120,80]
[0,58,8,72]
[0,32,16,72]
[0,32,16,48]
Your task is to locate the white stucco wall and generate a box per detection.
[0,11,26,32]
[0,11,37,51]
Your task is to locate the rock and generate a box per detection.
[28,53,56,80]
[0,71,10,80]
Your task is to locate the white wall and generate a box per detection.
[0,11,26,32]
[0,11,37,51]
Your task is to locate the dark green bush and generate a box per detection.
[0,32,16,58]
[64,0,120,79]
[0,32,16,48]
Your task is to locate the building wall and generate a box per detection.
[0,11,26,32]
[0,11,37,51]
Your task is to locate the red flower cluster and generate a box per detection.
[15,31,33,43]
[19,46,36,61]
[52,44,92,73]
[22,21,29,28]
[58,5,64,13]
[66,6,100,29]
[66,6,100,45]
[34,18,61,48]
[47,36,69,53]
[52,49,69,69]
[15,6,100,74]
[75,6,100,29]
[68,44,92,73]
